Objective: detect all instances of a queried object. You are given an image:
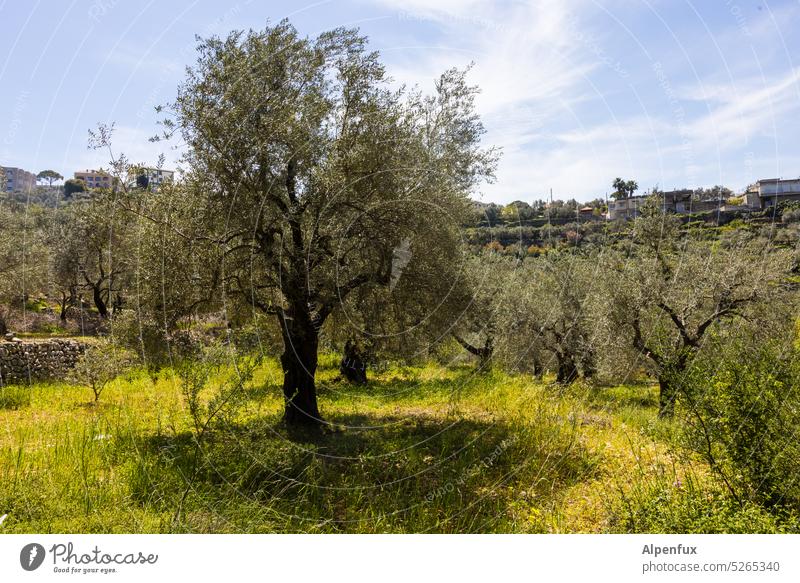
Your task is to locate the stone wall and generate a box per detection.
[0,339,85,385]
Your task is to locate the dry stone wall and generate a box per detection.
[0,339,85,385]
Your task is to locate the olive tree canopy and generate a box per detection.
[154,20,497,425]
[596,207,792,416]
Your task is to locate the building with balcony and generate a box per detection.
[745,178,800,209]
[1,166,37,193]
[74,169,117,191]
[135,167,174,190]
[607,189,699,220]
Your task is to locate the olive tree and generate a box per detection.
[53,192,132,318]
[597,207,792,416]
[68,339,135,402]
[150,21,497,425]
[0,203,20,335]
[0,198,50,334]
[327,213,469,378]
[446,251,513,371]
[497,252,597,382]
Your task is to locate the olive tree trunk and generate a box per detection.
[340,339,368,384]
[556,354,579,384]
[279,310,322,426]
[658,376,677,418]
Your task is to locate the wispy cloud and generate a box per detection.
[368,0,800,200]
[372,0,604,200]
[680,68,800,151]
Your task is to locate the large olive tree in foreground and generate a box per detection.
[156,21,496,425]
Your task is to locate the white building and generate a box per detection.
[136,168,174,190]
[745,178,800,209]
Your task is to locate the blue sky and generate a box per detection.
[1,0,799,203]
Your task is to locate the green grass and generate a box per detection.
[0,356,782,533]
[0,385,31,410]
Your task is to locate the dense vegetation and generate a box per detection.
[1,20,800,533]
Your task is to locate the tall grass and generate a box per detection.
[0,356,783,533]
[0,385,31,410]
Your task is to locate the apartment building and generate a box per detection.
[74,169,117,190]
[135,167,174,190]
[1,166,37,193]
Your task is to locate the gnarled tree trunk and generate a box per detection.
[453,333,493,371]
[658,376,677,418]
[340,339,368,384]
[92,286,108,318]
[279,309,322,426]
[556,352,579,384]
[532,353,544,380]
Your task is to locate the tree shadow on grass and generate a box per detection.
[316,366,489,403]
[129,407,596,533]
[585,383,659,411]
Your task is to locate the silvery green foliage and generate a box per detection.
[68,338,135,402]
[175,342,260,440]
[494,251,597,381]
[593,207,793,409]
[145,20,498,325]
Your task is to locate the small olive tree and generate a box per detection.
[69,339,135,402]
[175,342,261,441]
[497,252,597,382]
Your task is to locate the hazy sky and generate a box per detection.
[1,0,799,202]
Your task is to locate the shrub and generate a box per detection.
[484,240,504,253]
[679,341,800,512]
[175,343,261,441]
[611,471,788,533]
[112,311,174,372]
[782,208,800,224]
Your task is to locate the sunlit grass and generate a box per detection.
[0,356,780,533]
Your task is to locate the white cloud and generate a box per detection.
[371,0,604,201]
[680,68,800,151]
[370,0,800,201]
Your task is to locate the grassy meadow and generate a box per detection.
[0,355,785,534]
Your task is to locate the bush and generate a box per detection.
[611,471,788,533]
[175,343,261,441]
[782,208,800,224]
[112,311,174,371]
[679,341,800,512]
[0,385,31,410]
